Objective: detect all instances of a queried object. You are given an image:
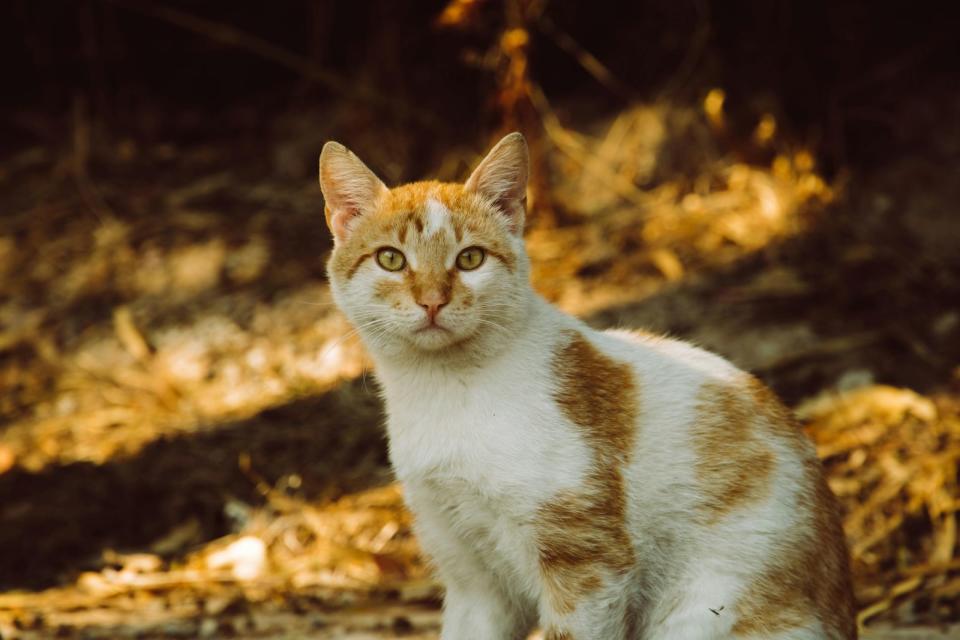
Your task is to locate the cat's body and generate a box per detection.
[319,133,856,639]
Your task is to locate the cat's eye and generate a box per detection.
[376,247,406,272]
[456,247,485,271]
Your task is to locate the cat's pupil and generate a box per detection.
[456,246,485,271]
[376,247,406,271]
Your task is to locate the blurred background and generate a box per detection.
[1,1,959,638]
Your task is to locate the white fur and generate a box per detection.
[425,198,450,237]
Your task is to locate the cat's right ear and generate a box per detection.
[319,142,388,243]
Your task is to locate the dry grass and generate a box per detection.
[526,98,832,316]
[801,386,960,626]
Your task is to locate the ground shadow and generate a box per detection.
[0,378,387,590]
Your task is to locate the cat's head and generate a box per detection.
[320,133,532,359]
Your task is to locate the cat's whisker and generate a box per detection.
[474,318,509,333]
[318,318,394,362]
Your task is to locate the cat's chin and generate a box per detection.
[406,326,468,352]
[360,324,477,358]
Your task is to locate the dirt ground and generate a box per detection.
[1,88,959,639]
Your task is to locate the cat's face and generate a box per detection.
[320,134,531,356]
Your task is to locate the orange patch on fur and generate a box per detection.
[691,382,775,524]
[704,377,857,638]
[746,375,810,444]
[543,629,573,640]
[407,268,452,306]
[538,333,638,614]
[373,279,405,302]
[732,458,857,638]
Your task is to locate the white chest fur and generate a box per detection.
[372,306,596,600]
[376,313,593,504]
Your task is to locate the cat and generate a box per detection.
[318,132,857,640]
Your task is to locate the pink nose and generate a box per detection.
[417,290,449,322]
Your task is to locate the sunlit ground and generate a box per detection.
[1,94,959,638]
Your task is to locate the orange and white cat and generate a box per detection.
[319,133,856,640]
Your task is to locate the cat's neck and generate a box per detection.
[370,289,562,382]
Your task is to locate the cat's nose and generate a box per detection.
[417,290,449,322]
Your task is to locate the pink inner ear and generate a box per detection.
[491,197,525,235]
[490,190,526,235]
[324,175,374,242]
[465,135,529,236]
[320,142,389,243]
[330,208,352,240]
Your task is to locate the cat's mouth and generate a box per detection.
[408,319,461,351]
[415,321,450,334]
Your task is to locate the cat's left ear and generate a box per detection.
[319,142,389,243]
[465,132,529,236]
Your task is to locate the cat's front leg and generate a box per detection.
[404,482,534,640]
[441,582,528,640]
[538,570,636,640]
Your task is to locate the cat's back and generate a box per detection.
[589,326,821,530]
[588,327,753,467]
[591,326,805,455]
[586,327,856,639]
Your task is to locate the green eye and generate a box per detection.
[376,247,406,271]
[456,246,485,271]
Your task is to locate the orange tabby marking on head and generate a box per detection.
[397,214,410,244]
[732,458,856,638]
[328,181,518,281]
[344,250,373,280]
[408,267,452,306]
[691,382,775,524]
[327,225,380,281]
[374,279,405,302]
[537,332,637,614]
[544,628,574,640]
